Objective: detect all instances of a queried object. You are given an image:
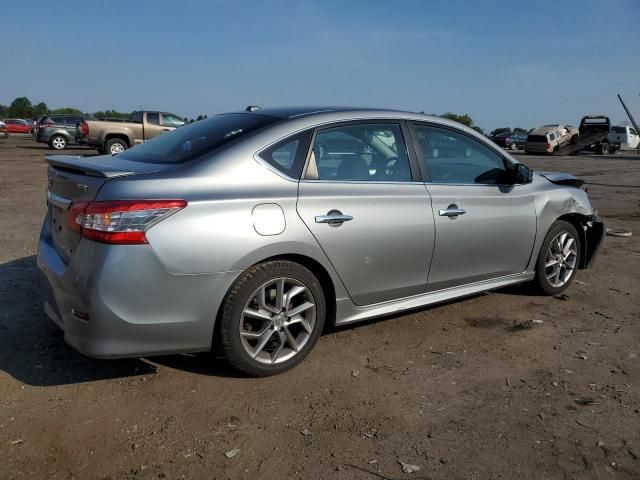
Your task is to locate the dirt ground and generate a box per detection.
[1,134,638,480]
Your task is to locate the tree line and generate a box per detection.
[0,97,207,123]
[1,97,529,132]
[430,113,530,137]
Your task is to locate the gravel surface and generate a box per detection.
[1,135,638,479]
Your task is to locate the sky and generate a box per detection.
[1,0,639,131]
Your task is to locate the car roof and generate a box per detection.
[531,125,560,135]
[230,106,409,120]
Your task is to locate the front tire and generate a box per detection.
[218,260,326,376]
[533,220,580,295]
[49,135,67,150]
[509,142,517,150]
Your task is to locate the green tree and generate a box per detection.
[471,125,485,135]
[513,127,527,133]
[490,127,511,136]
[92,109,131,119]
[440,112,474,127]
[7,97,33,118]
[49,107,84,115]
[0,104,7,118]
[32,102,48,119]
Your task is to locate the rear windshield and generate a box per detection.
[118,113,279,164]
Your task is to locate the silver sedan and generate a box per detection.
[38,107,603,376]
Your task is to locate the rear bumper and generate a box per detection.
[525,143,552,153]
[37,220,239,358]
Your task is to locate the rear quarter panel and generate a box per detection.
[96,144,350,301]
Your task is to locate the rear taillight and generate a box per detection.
[66,200,187,245]
[545,143,551,149]
[80,121,89,136]
[39,122,53,129]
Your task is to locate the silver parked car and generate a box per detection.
[38,107,604,376]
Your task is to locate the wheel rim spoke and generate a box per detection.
[563,237,574,255]
[271,331,287,361]
[252,328,275,357]
[283,326,300,352]
[274,278,285,311]
[243,307,272,321]
[240,322,271,338]
[283,285,306,310]
[287,301,314,317]
[545,231,577,288]
[288,315,313,334]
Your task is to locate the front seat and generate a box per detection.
[337,155,370,181]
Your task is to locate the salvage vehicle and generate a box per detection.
[525,124,579,154]
[38,107,603,376]
[608,125,639,151]
[36,114,85,150]
[76,111,185,154]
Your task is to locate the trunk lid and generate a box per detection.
[44,154,172,261]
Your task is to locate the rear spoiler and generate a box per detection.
[45,155,135,178]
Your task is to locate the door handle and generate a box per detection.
[439,206,466,217]
[315,209,353,226]
[162,128,171,131]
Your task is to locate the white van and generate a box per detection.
[609,126,639,150]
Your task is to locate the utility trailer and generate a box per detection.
[553,115,620,156]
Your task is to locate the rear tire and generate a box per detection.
[49,135,67,150]
[105,138,128,155]
[218,260,326,377]
[596,142,609,155]
[533,220,581,296]
[509,142,517,150]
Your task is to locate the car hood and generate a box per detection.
[537,171,585,188]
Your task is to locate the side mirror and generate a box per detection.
[514,163,533,184]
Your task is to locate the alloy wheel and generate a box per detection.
[239,277,316,365]
[110,143,125,154]
[545,231,577,288]
[52,137,66,149]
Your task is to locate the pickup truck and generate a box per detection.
[76,111,185,154]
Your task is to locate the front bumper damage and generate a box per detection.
[580,215,604,269]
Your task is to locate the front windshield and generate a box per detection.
[118,113,279,164]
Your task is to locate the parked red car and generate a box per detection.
[3,119,34,134]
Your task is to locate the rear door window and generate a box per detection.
[146,112,160,125]
[308,123,412,182]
